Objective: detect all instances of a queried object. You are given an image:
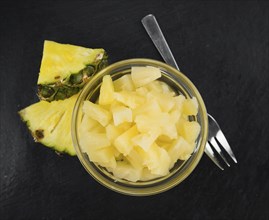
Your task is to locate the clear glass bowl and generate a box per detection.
[71,58,208,196]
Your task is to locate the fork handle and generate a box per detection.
[141,14,180,71]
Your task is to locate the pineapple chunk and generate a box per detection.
[79,132,116,168]
[99,75,114,105]
[90,147,116,169]
[131,66,161,87]
[144,143,171,176]
[80,115,105,133]
[105,123,123,142]
[80,131,110,152]
[132,129,160,151]
[179,121,201,143]
[146,80,175,96]
[135,87,149,96]
[182,97,198,115]
[112,161,142,182]
[146,91,175,112]
[126,146,145,170]
[132,99,162,118]
[114,91,145,109]
[113,74,135,92]
[111,105,132,126]
[167,137,195,166]
[83,100,111,126]
[113,125,138,155]
[140,168,161,181]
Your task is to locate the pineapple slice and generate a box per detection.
[99,75,114,105]
[82,101,111,127]
[38,40,108,101]
[131,66,161,87]
[18,94,78,155]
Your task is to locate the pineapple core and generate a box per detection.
[79,66,200,182]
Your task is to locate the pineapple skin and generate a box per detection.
[37,41,108,102]
[18,94,78,156]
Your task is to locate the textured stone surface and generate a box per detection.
[0,1,268,219]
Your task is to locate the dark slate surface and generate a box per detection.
[0,1,268,219]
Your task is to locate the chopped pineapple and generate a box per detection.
[99,75,114,105]
[105,124,123,142]
[146,91,175,112]
[83,101,111,126]
[112,161,142,182]
[80,131,110,152]
[114,74,135,92]
[143,143,171,176]
[80,115,105,133]
[113,125,139,156]
[132,129,160,151]
[131,66,161,87]
[140,167,161,181]
[111,105,133,126]
[126,146,145,170]
[182,97,198,115]
[178,121,201,143]
[79,66,201,182]
[167,137,195,166]
[114,91,145,109]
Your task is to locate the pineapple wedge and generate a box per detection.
[38,40,108,101]
[19,94,78,156]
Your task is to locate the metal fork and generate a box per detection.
[142,14,237,170]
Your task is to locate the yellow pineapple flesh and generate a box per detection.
[19,94,78,156]
[79,67,201,182]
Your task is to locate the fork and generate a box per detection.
[142,14,237,170]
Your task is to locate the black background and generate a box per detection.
[0,1,268,219]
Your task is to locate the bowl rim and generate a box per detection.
[72,58,208,196]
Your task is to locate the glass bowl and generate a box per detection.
[71,58,208,196]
